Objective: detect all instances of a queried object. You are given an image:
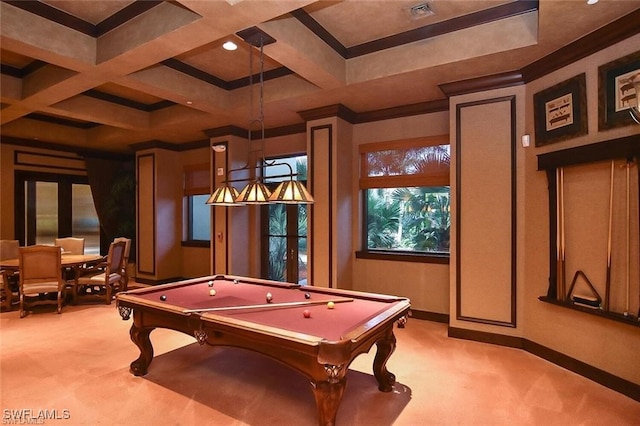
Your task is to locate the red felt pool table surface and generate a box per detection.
[132,276,399,342]
[116,275,410,426]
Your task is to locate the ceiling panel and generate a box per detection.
[40,0,135,24]
[93,82,166,106]
[304,0,514,47]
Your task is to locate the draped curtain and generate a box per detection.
[84,157,136,259]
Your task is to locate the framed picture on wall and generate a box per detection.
[598,50,640,130]
[534,73,588,147]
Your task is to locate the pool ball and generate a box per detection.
[327,301,335,309]
[233,279,239,284]
[303,309,311,318]
[160,295,167,301]
[304,292,311,299]
[208,281,214,287]
[209,289,217,296]
[266,292,273,303]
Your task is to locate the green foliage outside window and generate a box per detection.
[366,186,450,254]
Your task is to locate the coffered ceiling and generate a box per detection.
[1,0,639,155]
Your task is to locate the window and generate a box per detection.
[184,164,210,245]
[187,194,211,241]
[358,136,450,262]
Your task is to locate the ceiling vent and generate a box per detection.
[406,2,435,20]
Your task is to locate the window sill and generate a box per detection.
[181,240,210,248]
[355,250,449,264]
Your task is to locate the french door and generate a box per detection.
[262,202,308,284]
[15,171,100,253]
[260,155,309,284]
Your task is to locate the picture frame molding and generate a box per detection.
[534,73,588,147]
[597,50,640,130]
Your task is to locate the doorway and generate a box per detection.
[261,155,309,284]
[15,171,100,253]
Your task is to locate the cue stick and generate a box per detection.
[625,161,630,316]
[557,167,566,301]
[182,297,354,313]
[605,160,614,312]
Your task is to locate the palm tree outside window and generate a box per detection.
[358,136,450,262]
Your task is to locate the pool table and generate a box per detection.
[116,275,410,425]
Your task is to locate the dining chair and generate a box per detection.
[55,237,86,283]
[54,237,85,254]
[113,237,131,291]
[73,240,126,305]
[1,240,20,311]
[18,245,65,318]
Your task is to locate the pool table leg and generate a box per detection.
[311,374,346,426]
[373,326,397,392]
[129,322,154,376]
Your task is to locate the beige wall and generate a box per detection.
[0,143,87,240]
[521,35,640,384]
[351,111,451,313]
[453,93,521,331]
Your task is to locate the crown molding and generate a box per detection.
[1,136,132,160]
[522,8,640,83]
[439,71,524,97]
[298,104,358,123]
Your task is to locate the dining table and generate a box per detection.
[0,253,103,271]
[0,253,103,310]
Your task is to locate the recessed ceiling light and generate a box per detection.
[186,101,193,105]
[587,0,598,4]
[223,41,238,51]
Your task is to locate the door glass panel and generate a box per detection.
[35,182,58,245]
[72,184,100,254]
[297,205,308,285]
[268,203,287,282]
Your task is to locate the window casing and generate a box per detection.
[357,135,450,263]
[183,164,210,245]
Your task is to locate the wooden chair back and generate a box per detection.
[1,240,20,311]
[18,245,64,317]
[106,240,126,277]
[113,237,131,290]
[74,240,127,305]
[55,237,85,255]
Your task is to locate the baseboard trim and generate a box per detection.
[523,339,640,402]
[448,326,523,348]
[447,326,640,402]
[410,309,449,324]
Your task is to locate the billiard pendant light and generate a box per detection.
[268,179,314,204]
[205,185,242,206]
[234,33,273,204]
[207,28,314,206]
[235,181,271,204]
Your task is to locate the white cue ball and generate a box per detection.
[209,289,217,296]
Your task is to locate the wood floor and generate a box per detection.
[1,301,638,425]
